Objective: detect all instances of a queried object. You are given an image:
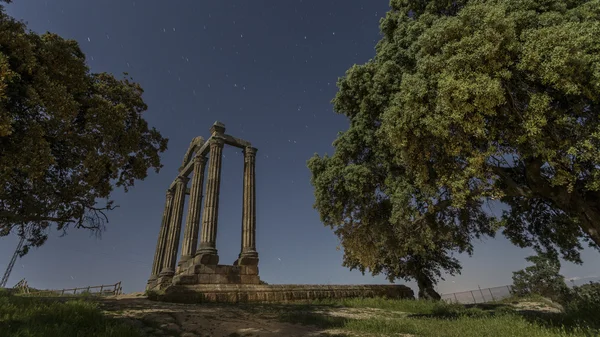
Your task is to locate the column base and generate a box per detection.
[234,255,259,266]
[193,252,219,265]
[176,256,193,274]
[179,255,193,263]
[146,277,158,291]
[159,268,175,277]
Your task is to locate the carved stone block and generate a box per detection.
[245,266,259,275]
[237,256,259,266]
[241,275,260,285]
[210,273,229,284]
[194,253,219,266]
[194,264,216,274]
[198,273,211,284]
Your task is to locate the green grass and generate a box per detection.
[0,290,141,337]
[3,287,599,337]
[310,296,464,313]
[275,297,600,337]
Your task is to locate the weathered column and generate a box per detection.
[148,189,174,284]
[195,133,225,265]
[159,176,188,276]
[179,155,207,265]
[236,147,259,266]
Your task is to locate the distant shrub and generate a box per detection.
[564,282,600,327]
[511,254,570,303]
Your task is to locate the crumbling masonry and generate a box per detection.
[147,121,259,290]
[147,121,415,303]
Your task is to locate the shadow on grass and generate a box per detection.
[0,294,142,337]
[516,310,600,334]
[407,301,599,334]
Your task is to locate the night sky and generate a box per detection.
[2,0,599,294]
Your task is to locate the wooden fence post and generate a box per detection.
[73,288,77,294]
[489,288,495,302]
[453,293,458,303]
[470,291,477,304]
[61,289,65,295]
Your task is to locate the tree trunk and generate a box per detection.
[416,273,441,301]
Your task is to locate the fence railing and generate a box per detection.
[21,281,122,297]
[441,285,513,304]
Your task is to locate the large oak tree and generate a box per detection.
[308,0,600,299]
[0,5,168,254]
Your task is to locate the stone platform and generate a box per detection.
[173,263,260,286]
[155,284,414,304]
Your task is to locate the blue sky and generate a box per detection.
[1,0,599,295]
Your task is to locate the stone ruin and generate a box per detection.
[147,121,414,302]
[147,121,259,290]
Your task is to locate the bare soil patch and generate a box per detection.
[99,294,385,337]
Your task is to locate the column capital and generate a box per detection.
[175,176,189,184]
[244,147,258,157]
[209,137,225,147]
[193,154,207,164]
[210,121,226,135]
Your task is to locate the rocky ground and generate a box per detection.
[99,293,382,337]
[98,293,562,337]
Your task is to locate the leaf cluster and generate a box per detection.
[0,8,168,253]
[309,0,600,291]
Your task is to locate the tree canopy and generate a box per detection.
[511,254,570,302]
[0,6,168,254]
[308,0,600,298]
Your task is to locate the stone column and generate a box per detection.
[148,189,174,282]
[179,155,207,265]
[195,137,224,265]
[237,146,259,266]
[159,176,188,276]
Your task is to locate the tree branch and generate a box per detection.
[488,165,533,198]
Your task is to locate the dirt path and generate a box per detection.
[98,294,389,337]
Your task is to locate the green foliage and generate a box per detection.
[564,282,600,327]
[309,0,600,298]
[273,297,598,336]
[0,292,141,336]
[311,296,461,314]
[511,254,570,302]
[0,7,168,253]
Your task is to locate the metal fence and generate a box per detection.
[441,285,513,304]
[20,281,122,297]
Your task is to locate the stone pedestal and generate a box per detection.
[173,264,260,286]
[158,284,415,304]
[193,252,219,266]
